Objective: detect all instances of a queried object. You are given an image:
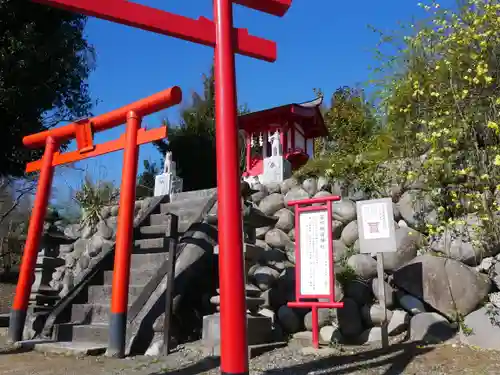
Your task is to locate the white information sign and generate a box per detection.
[298,210,331,296]
[356,198,397,254]
[361,202,390,240]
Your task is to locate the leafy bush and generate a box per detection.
[74,175,119,229]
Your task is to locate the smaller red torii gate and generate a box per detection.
[9,86,182,349]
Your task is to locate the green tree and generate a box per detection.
[155,66,249,191]
[136,159,160,199]
[314,86,379,157]
[297,86,390,195]
[0,0,95,177]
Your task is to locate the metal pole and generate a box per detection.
[213,0,249,374]
[9,136,58,343]
[107,111,141,358]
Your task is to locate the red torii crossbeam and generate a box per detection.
[9,86,182,351]
[21,1,293,372]
[33,0,291,62]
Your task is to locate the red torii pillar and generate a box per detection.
[26,1,293,372]
[9,87,182,347]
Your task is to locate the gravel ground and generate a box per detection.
[0,329,499,375]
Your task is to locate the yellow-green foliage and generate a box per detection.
[376,0,500,243]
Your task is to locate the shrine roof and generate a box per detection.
[238,97,327,138]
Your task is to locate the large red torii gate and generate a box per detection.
[11,1,293,373]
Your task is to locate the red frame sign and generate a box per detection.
[287,195,344,348]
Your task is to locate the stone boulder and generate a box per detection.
[258,193,285,216]
[459,305,500,350]
[429,214,496,266]
[302,178,318,196]
[409,312,456,344]
[284,187,310,205]
[333,240,348,262]
[341,220,358,247]
[332,199,356,224]
[382,227,424,272]
[393,254,491,321]
[264,228,295,253]
[397,190,437,229]
[273,208,295,233]
[280,178,299,195]
[347,254,377,280]
[337,298,363,337]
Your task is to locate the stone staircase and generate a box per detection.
[43,189,217,353]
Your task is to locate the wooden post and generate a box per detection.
[163,213,179,356]
[376,254,389,348]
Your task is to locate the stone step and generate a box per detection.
[134,237,166,251]
[70,303,132,325]
[139,224,172,239]
[159,205,202,219]
[87,285,144,304]
[148,215,192,233]
[170,188,217,203]
[56,323,109,344]
[103,268,157,286]
[160,196,212,213]
[131,252,169,270]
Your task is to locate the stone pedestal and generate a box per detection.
[154,173,183,197]
[203,244,273,347]
[260,156,292,185]
[202,313,273,346]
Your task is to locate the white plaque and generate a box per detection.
[298,210,331,296]
[154,173,171,197]
[361,202,390,240]
[356,198,397,254]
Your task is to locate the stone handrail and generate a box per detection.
[125,193,218,355]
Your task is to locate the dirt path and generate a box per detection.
[0,329,499,375]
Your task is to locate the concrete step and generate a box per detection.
[103,269,157,285]
[71,303,111,324]
[56,323,109,344]
[87,285,144,304]
[33,341,107,356]
[131,252,169,270]
[70,303,133,325]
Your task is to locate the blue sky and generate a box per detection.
[52,0,456,199]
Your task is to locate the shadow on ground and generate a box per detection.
[150,341,436,375]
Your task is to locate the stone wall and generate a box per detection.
[242,176,500,350]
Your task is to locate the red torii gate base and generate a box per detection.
[9,87,182,357]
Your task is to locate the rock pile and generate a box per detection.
[239,176,500,350]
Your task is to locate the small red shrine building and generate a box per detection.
[239,97,327,183]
